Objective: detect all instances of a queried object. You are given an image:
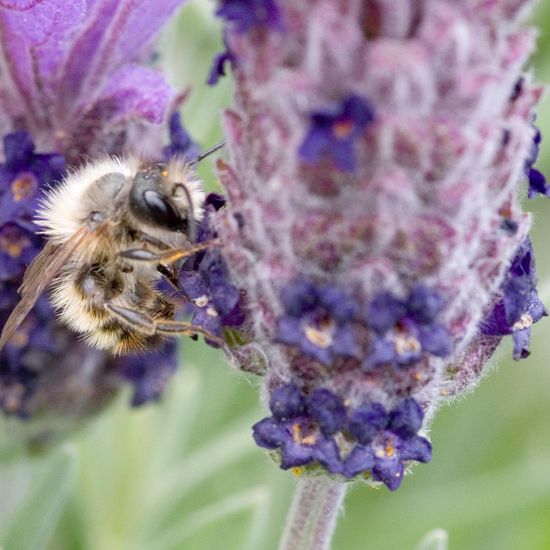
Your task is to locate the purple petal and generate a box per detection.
[362,337,397,370]
[280,439,315,469]
[178,271,210,301]
[343,445,375,477]
[407,285,444,324]
[372,457,405,491]
[317,284,357,322]
[118,343,178,406]
[252,417,287,448]
[399,435,432,463]
[269,384,305,420]
[307,388,347,435]
[527,168,549,198]
[313,437,343,474]
[512,327,531,360]
[331,325,361,359]
[418,324,453,357]
[388,398,424,438]
[275,316,304,347]
[279,279,319,316]
[367,292,407,334]
[349,402,388,444]
[163,111,200,161]
[207,49,237,86]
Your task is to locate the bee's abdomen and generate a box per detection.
[87,320,165,355]
[51,261,176,354]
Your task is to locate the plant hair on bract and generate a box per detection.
[0,154,224,355]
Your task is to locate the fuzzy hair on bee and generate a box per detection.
[0,151,224,355]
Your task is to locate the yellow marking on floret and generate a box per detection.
[304,322,333,348]
[292,423,317,446]
[395,334,421,356]
[0,233,30,257]
[332,120,354,139]
[11,173,36,202]
[513,313,533,331]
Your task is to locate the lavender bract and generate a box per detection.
[212,0,548,489]
[0,0,187,163]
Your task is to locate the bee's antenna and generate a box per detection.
[190,140,226,166]
[182,140,225,242]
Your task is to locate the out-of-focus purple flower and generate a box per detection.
[0,131,65,228]
[525,127,549,198]
[0,130,65,285]
[275,279,360,365]
[216,0,283,33]
[215,0,547,488]
[0,3,223,437]
[208,47,238,86]
[0,118,211,422]
[118,342,179,407]
[481,239,547,359]
[162,111,200,162]
[364,286,452,370]
[299,95,376,172]
[0,0,188,162]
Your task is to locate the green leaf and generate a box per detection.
[149,486,270,550]
[0,445,78,550]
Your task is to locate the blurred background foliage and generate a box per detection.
[2,1,550,549]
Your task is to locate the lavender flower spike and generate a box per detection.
[213,0,547,496]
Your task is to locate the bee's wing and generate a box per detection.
[0,226,91,351]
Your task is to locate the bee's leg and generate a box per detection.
[104,302,224,345]
[119,239,220,266]
[135,232,171,250]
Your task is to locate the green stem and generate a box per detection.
[278,477,347,550]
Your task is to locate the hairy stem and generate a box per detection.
[278,477,347,550]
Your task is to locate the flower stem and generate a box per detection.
[278,477,347,550]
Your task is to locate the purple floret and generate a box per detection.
[344,398,431,491]
[364,285,452,370]
[163,112,200,162]
[207,37,238,86]
[0,132,65,228]
[252,383,344,473]
[275,279,360,366]
[525,127,549,198]
[298,95,375,173]
[481,238,547,359]
[216,0,283,33]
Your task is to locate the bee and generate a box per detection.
[0,144,225,355]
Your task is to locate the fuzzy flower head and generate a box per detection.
[213,0,548,488]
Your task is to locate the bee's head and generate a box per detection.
[129,163,191,233]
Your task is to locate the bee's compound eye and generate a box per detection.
[142,190,184,230]
[129,166,188,231]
